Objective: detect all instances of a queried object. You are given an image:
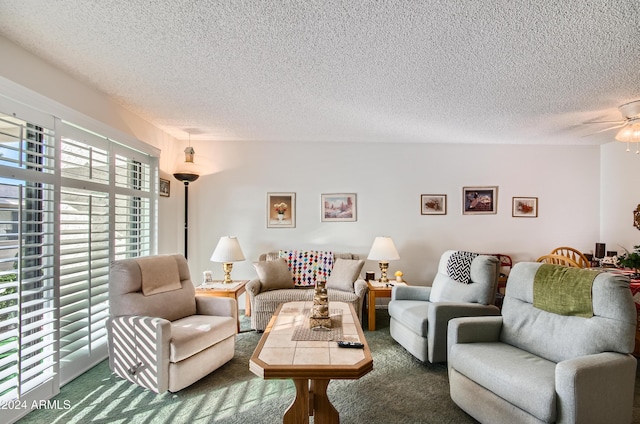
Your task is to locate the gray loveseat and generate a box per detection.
[447,262,637,424]
[246,251,366,331]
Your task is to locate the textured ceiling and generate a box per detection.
[0,1,639,145]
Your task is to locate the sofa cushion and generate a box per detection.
[502,262,636,363]
[109,254,197,322]
[430,254,498,305]
[253,258,294,291]
[449,342,557,423]
[387,300,430,337]
[137,255,182,296]
[252,287,359,313]
[253,288,313,312]
[326,258,365,292]
[170,315,236,362]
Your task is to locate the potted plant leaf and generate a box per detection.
[615,245,640,278]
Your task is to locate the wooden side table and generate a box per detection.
[195,280,250,332]
[366,280,408,331]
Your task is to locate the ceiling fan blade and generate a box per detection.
[581,123,627,137]
[581,119,625,125]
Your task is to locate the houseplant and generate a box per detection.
[273,202,287,222]
[615,245,640,278]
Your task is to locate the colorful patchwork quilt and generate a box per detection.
[278,250,334,287]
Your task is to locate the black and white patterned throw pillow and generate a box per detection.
[446,251,479,284]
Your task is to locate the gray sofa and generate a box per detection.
[246,251,366,331]
[448,262,637,424]
[107,254,237,393]
[388,250,500,363]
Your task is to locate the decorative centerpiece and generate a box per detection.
[616,245,640,278]
[310,279,331,330]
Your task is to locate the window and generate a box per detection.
[0,116,57,417]
[0,98,157,422]
[58,122,155,383]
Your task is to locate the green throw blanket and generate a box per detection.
[533,264,600,317]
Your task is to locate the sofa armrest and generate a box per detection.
[391,285,431,301]
[556,352,637,424]
[354,278,368,298]
[195,296,237,320]
[448,315,503,347]
[427,303,500,363]
[246,278,262,296]
[107,315,171,393]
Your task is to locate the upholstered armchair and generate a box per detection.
[447,262,637,424]
[107,254,237,393]
[388,250,500,363]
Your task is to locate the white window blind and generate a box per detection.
[113,146,152,260]
[0,95,157,422]
[0,114,57,422]
[58,187,110,376]
[58,123,154,383]
[0,182,56,400]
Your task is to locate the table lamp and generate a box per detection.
[367,236,400,283]
[210,236,246,283]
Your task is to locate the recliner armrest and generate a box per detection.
[391,285,431,301]
[448,315,503,346]
[428,303,500,363]
[556,352,636,424]
[195,296,237,320]
[107,315,172,393]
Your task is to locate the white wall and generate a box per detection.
[181,140,601,286]
[601,141,640,254]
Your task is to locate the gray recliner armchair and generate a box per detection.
[448,262,637,424]
[388,250,500,363]
[107,254,237,393]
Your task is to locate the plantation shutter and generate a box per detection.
[58,123,154,383]
[113,144,153,260]
[0,87,158,422]
[0,113,57,420]
[58,124,111,382]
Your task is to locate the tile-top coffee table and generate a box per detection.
[249,301,373,424]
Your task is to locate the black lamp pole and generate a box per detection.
[173,172,199,259]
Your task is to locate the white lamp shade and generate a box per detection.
[367,236,400,261]
[615,123,640,142]
[210,236,246,262]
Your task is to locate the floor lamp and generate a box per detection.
[173,144,199,259]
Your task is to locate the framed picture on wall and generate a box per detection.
[159,178,170,197]
[463,186,498,215]
[421,194,447,215]
[267,192,296,228]
[321,193,357,222]
[512,197,538,218]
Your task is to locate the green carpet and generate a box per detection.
[16,310,640,424]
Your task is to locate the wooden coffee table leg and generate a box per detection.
[284,379,309,424]
[311,379,339,424]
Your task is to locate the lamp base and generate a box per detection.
[378,261,390,283]
[222,262,234,283]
